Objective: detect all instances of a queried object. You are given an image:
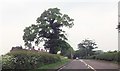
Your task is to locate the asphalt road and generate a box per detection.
[57,59,119,71]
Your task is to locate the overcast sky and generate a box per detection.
[0,0,119,55]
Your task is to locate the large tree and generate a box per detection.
[23,8,74,54]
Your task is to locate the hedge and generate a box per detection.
[87,51,120,62]
[2,50,61,69]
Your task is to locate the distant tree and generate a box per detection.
[23,8,74,54]
[74,48,87,59]
[107,50,118,53]
[64,47,74,59]
[94,50,104,55]
[78,39,98,57]
[60,41,74,58]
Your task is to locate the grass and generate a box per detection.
[38,59,71,69]
[29,58,71,71]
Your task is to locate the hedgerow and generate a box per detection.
[2,50,61,69]
[87,51,120,62]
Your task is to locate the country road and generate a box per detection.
[57,59,119,71]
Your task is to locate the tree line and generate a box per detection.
[74,39,98,59]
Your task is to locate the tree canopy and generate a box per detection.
[23,8,74,54]
[78,39,98,57]
[60,41,74,58]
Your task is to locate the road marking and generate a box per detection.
[58,59,96,71]
[79,59,96,71]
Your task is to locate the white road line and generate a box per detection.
[57,60,74,71]
[57,68,63,71]
[79,59,96,71]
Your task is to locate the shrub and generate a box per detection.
[87,55,96,59]
[2,55,15,69]
[2,50,61,69]
[92,51,120,62]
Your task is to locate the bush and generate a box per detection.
[90,51,120,62]
[86,55,96,59]
[2,55,15,69]
[2,50,61,69]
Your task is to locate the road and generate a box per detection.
[57,59,119,71]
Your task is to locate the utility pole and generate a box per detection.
[118,2,120,51]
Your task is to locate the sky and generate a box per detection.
[0,0,119,55]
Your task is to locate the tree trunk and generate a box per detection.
[49,47,57,54]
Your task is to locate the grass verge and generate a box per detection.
[29,58,71,71]
[38,59,71,69]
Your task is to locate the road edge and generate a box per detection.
[56,60,73,71]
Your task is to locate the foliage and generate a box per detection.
[95,51,119,61]
[23,8,74,54]
[87,51,120,62]
[23,24,39,49]
[78,39,97,57]
[2,50,61,69]
[0,56,2,64]
[2,55,15,69]
[63,47,74,59]
[38,58,70,69]
[60,41,74,58]
[73,48,86,59]
[94,50,104,55]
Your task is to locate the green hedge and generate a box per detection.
[87,51,120,62]
[2,50,61,69]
